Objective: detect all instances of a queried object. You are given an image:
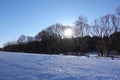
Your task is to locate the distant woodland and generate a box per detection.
[2,6,120,57]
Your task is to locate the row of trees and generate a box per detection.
[3,7,120,57]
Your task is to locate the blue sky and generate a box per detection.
[0,0,120,47]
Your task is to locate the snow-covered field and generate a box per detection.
[0,51,120,80]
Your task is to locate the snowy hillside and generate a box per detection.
[0,52,120,80]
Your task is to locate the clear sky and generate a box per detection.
[0,0,120,47]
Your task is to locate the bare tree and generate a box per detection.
[91,14,117,38]
[111,15,120,32]
[91,14,118,57]
[90,20,103,38]
[116,6,120,16]
[36,30,52,41]
[17,35,26,44]
[26,36,34,42]
[46,23,64,38]
[36,23,64,41]
[35,33,42,41]
[74,16,89,38]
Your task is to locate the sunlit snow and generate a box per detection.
[0,51,120,80]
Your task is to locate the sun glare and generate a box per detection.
[64,28,73,38]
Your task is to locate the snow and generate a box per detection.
[0,51,120,80]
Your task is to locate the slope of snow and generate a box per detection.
[0,51,120,80]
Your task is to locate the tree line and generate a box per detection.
[2,7,120,57]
